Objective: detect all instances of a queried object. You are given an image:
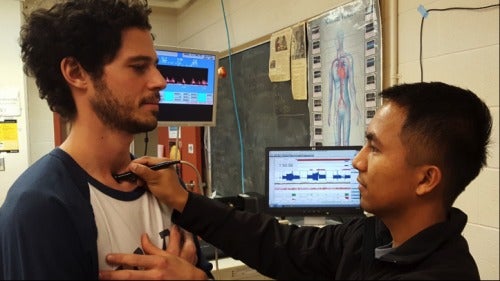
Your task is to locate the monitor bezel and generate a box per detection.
[155,45,219,127]
[264,145,365,218]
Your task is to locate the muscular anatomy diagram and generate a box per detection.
[327,30,361,146]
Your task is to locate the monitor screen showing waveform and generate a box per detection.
[265,146,363,218]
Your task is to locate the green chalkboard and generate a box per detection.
[209,41,310,197]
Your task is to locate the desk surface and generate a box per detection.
[209,257,273,280]
[210,256,244,269]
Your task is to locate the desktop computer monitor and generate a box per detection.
[265,146,364,225]
[155,45,218,127]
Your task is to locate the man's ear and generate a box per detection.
[60,57,88,89]
[415,165,442,195]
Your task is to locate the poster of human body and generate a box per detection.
[307,0,381,146]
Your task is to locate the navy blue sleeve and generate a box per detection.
[0,189,96,279]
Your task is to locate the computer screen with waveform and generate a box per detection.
[155,45,218,127]
[265,146,364,224]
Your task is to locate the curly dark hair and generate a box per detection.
[20,0,152,120]
[380,82,492,207]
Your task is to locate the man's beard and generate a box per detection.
[90,79,158,134]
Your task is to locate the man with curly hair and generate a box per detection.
[0,0,212,279]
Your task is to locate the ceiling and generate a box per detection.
[21,0,196,14]
[148,0,194,9]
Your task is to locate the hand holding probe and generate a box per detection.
[112,160,181,182]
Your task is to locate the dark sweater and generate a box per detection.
[173,192,479,280]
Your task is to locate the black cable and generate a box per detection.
[143,132,149,156]
[419,4,499,82]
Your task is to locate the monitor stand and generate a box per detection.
[286,216,342,226]
[303,216,327,226]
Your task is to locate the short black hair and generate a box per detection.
[380,82,492,207]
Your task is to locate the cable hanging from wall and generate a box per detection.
[220,0,246,194]
[418,3,499,82]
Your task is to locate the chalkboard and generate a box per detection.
[209,41,310,197]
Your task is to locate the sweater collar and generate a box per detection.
[377,207,467,264]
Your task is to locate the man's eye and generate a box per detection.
[132,64,147,73]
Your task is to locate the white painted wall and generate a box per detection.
[0,0,28,203]
[176,0,353,51]
[398,1,499,279]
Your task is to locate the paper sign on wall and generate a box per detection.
[0,119,20,153]
[0,87,21,117]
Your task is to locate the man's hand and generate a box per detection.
[165,225,198,265]
[129,156,190,212]
[99,230,206,280]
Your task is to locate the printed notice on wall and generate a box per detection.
[269,27,292,82]
[0,87,21,117]
[0,119,20,153]
[290,22,308,100]
[168,126,181,139]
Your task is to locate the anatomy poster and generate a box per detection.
[307,0,381,146]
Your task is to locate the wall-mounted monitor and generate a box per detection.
[265,146,364,225]
[155,45,218,127]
